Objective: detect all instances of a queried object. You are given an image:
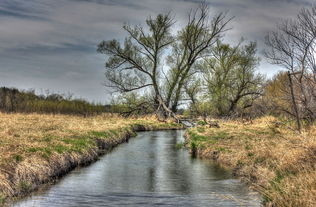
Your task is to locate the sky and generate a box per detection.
[0,0,314,103]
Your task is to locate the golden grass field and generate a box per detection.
[186,116,316,207]
[0,112,182,204]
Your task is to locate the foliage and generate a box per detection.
[98,4,231,117]
[187,41,264,117]
[109,92,155,116]
[0,87,107,115]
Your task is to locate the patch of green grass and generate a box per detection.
[14,154,23,162]
[254,156,266,164]
[53,145,68,154]
[108,129,119,136]
[197,120,207,126]
[62,136,93,152]
[27,147,40,153]
[269,172,285,194]
[38,148,52,158]
[216,147,228,152]
[245,145,252,150]
[175,142,184,149]
[90,129,123,139]
[188,130,208,141]
[196,127,205,133]
[245,128,267,135]
[89,131,109,138]
[190,141,198,156]
[169,122,181,127]
[27,147,52,158]
[42,135,54,142]
[269,170,295,193]
[0,194,4,205]
[247,152,255,157]
[212,131,230,140]
[19,181,32,193]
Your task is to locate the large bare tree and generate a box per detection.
[265,6,316,123]
[97,4,230,119]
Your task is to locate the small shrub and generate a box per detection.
[245,144,252,150]
[247,152,255,157]
[175,143,184,149]
[14,154,23,162]
[190,141,197,157]
[197,120,207,126]
[237,160,244,166]
[254,156,266,164]
[19,181,32,193]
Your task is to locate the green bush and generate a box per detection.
[197,120,207,126]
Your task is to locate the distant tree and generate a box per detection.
[264,72,292,115]
[110,92,155,116]
[0,87,106,115]
[97,3,231,119]
[199,41,264,117]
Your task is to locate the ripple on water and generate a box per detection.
[13,130,261,207]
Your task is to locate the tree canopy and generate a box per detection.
[98,4,231,119]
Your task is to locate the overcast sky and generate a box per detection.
[0,0,314,103]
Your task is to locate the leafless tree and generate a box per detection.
[265,6,316,124]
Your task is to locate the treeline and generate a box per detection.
[0,87,109,115]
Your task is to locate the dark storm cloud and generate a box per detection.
[0,0,314,102]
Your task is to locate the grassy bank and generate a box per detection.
[185,116,316,207]
[0,113,183,204]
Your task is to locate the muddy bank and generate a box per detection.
[0,123,183,205]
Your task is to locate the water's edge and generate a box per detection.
[3,125,183,206]
[11,130,260,207]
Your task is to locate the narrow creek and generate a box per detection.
[13,130,261,207]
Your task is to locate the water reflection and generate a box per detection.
[13,130,260,207]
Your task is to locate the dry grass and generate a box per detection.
[0,112,181,203]
[186,116,316,207]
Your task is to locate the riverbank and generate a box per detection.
[0,113,183,205]
[185,116,316,207]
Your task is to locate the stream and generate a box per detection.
[13,130,260,207]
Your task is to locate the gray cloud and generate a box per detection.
[0,0,314,103]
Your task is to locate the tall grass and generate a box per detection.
[186,116,316,207]
[0,112,182,202]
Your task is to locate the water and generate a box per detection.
[12,130,260,207]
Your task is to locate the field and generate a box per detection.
[0,113,182,204]
[186,116,316,207]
